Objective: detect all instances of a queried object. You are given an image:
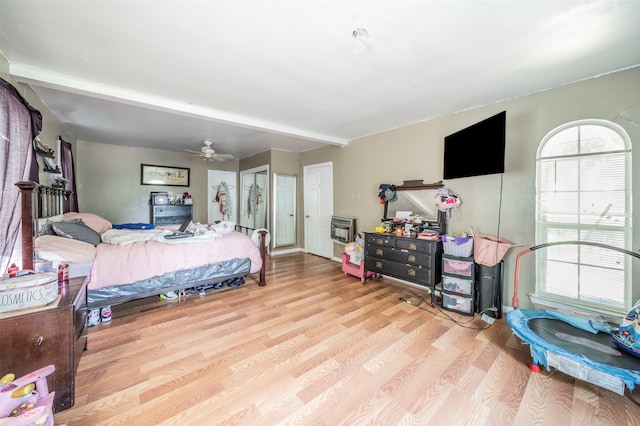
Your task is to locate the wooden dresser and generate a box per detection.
[151,204,193,225]
[0,276,88,413]
[364,233,443,305]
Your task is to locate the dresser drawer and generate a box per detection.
[365,234,395,248]
[395,238,437,253]
[153,205,192,216]
[365,258,432,284]
[154,215,191,226]
[365,245,432,266]
[152,205,192,225]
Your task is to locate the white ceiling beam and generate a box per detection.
[10,63,349,146]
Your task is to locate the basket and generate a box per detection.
[470,226,523,266]
[442,234,474,257]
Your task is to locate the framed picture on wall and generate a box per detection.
[141,164,190,187]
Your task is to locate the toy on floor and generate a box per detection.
[341,241,376,283]
[0,365,56,426]
[611,297,640,358]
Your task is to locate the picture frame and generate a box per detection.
[141,164,190,187]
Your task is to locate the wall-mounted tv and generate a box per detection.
[443,111,506,180]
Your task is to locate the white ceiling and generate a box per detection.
[1,1,639,160]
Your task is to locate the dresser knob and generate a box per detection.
[35,335,44,345]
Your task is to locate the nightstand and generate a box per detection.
[0,276,88,413]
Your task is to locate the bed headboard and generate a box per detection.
[16,181,72,270]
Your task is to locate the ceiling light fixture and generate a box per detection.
[352,28,369,40]
[351,27,372,55]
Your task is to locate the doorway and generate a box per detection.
[303,162,333,258]
[273,173,296,247]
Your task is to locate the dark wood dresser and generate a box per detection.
[364,233,443,305]
[0,276,88,412]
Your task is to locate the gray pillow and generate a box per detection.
[39,218,85,236]
[52,221,102,246]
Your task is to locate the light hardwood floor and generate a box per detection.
[54,253,640,425]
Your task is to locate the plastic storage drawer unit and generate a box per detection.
[442,254,475,278]
[442,293,474,315]
[442,275,474,296]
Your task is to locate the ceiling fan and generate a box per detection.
[185,140,235,161]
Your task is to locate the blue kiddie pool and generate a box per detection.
[506,241,640,395]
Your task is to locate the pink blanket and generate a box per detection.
[89,231,262,290]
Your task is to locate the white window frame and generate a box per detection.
[534,119,632,317]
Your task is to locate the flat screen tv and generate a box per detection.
[443,111,506,180]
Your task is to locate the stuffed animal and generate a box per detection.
[435,188,461,212]
[344,242,364,265]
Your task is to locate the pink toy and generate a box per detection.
[0,365,56,426]
[341,253,376,283]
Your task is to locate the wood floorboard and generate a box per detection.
[54,252,640,425]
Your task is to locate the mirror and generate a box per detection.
[240,166,269,231]
[383,180,447,233]
[273,173,296,247]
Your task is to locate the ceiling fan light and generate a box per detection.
[352,28,369,40]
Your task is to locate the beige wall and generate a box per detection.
[76,141,238,224]
[299,67,640,310]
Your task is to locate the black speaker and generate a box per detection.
[475,262,502,319]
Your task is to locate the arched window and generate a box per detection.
[535,120,632,315]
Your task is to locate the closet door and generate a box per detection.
[240,166,269,231]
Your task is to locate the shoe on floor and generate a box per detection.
[100,306,112,322]
[160,291,178,300]
[88,308,100,326]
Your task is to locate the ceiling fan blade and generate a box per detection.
[215,154,235,160]
[185,149,202,154]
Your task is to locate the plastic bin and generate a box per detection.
[442,254,474,278]
[442,275,474,296]
[442,235,473,257]
[442,293,474,315]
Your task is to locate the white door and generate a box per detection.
[304,162,333,258]
[274,174,296,246]
[208,170,237,223]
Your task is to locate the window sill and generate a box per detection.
[528,293,625,323]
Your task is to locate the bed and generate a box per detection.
[16,181,267,309]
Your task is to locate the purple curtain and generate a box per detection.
[0,78,42,273]
[59,137,79,212]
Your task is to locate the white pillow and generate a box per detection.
[63,212,112,234]
[35,235,97,263]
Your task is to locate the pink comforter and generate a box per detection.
[89,231,262,290]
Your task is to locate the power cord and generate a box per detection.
[364,281,496,330]
[399,293,496,330]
